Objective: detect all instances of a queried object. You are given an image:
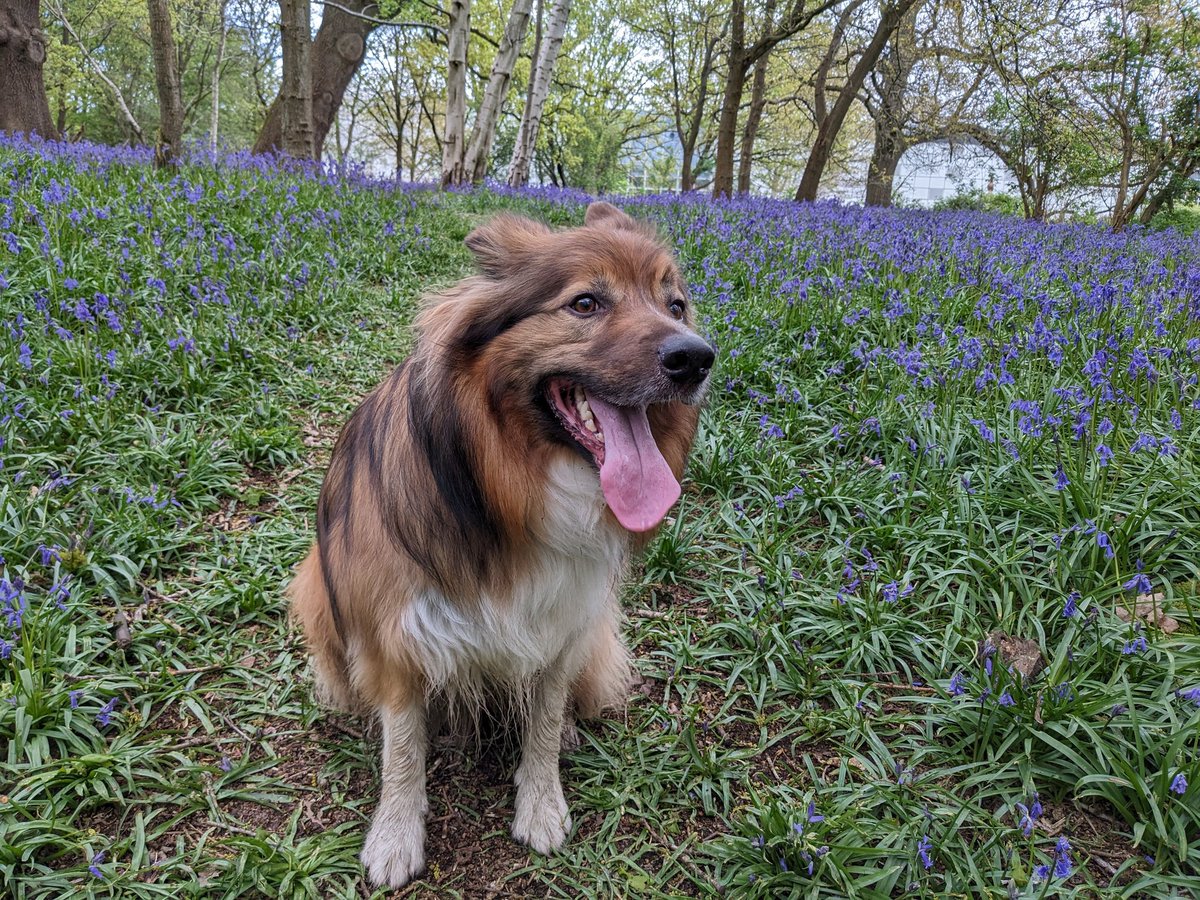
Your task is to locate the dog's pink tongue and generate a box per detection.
[586,395,680,532]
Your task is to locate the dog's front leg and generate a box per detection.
[362,701,428,888]
[512,667,572,854]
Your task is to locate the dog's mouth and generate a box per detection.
[546,377,681,533]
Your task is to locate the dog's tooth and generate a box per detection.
[584,418,597,433]
[578,399,591,418]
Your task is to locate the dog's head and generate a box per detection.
[417,202,713,533]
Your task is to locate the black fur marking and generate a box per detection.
[395,361,502,594]
[457,311,524,356]
[315,468,348,641]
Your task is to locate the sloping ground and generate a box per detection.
[1,137,1198,898]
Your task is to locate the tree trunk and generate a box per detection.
[441,0,471,187]
[712,0,746,198]
[147,0,184,165]
[0,0,57,138]
[736,0,776,195]
[210,0,227,152]
[279,0,314,159]
[736,50,769,195]
[795,0,918,202]
[864,123,903,206]
[464,0,534,183]
[254,0,375,159]
[681,139,696,191]
[508,0,571,188]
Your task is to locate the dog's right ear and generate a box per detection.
[465,214,551,278]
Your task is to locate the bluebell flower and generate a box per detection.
[89,851,105,878]
[1053,836,1073,878]
[1063,592,1079,618]
[1170,773,1187,795]
[917,835,933,870]
[1016,794,1042,836]
[806,800,824,823]
[1123,573,1153,594]
[969,419,995,442]
[948,671,967,696]
[1054,464,1069,491]
[96,698,118,726]
[1122,635,1148,655]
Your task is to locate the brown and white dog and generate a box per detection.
[288,201,713,888]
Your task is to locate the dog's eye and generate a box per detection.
[568,295,599,316]
[668,300,686,320]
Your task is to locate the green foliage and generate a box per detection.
[1148,205,1200,235]
[932,188,1023,216]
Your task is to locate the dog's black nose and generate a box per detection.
[659,335,715,385]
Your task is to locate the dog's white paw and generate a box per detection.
[361,816,426,889]
[512,785,571,854]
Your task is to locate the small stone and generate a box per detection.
[1115,593,1179,634]
[977,631,1047,681]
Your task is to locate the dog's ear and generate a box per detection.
[584,201,640,231]
[465,213,551,278]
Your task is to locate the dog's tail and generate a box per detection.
[288,546,358,712]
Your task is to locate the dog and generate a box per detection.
[288,201,713,888]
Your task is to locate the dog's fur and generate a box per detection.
[288,202,711,888]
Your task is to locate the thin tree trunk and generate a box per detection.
[147,0,184,165]
[255,0,376,159]
[0,0,58,138]
[464,0,534,183]
[737,50,769,194]
[441,0,471,187]
[712,0,745,198]
[209,0,228,152]
[54,17,67,134]
[795,0,918,202]
[508,0,571,188]
[279,0,314,159]
[679,31,720,191]
[736,0,775,195]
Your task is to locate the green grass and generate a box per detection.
[1,142,1198,898]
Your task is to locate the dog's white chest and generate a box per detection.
[402,459,627,689]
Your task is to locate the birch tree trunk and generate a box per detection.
[147,0,184,165]
[440,0,472,187]
[209,0,228,152]
[464,0,534,183]
[508,0,571,188]
[0,0,57,138]
[279,0,314,159]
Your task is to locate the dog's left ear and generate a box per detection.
[584,201,641,231]
[465,213,552,278]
